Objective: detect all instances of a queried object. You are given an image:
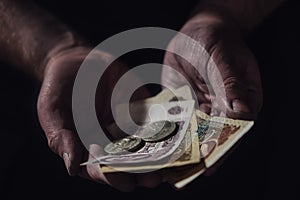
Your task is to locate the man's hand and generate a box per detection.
[37,47,161,191]
[162,12,263,120]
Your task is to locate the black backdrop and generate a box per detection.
[0,0,296,199]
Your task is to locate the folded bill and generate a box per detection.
[102,109,200,172]
[166,108,254,189]
[81,85,254,189]
[82,100,195,171]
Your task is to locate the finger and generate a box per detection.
[207,43,263,119]
[136,172,162,188]
[162,51,191,89]
[46,128,86,176]
[163,51,211,107]
[163,47,212,106]
[102,171,137,192]
[81,144,137,192]
[37,96,86,176]
[79,144,106,184]
[199,103,211,114]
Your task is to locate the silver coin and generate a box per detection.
[138,120,177,142]
[104,136,144,154]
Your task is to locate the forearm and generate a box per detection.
[192,0,284,34]
[0,0,86,80]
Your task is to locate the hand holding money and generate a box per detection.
[82,86,254,189]
[37,47,159,192]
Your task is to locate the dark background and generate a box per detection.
[0,0,296,199]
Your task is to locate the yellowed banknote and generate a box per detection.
[168,109,254,189]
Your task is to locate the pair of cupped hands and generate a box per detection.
[37,12,262,191]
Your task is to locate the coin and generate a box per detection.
[138,120,177,142]
[104,136,145,155]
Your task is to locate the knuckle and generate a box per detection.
[223,76,246,90]
[47,131,62,154]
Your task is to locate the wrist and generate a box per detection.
[180,11,244,49]
[190,0,284,36]
[189,3,252,37]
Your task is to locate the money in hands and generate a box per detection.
[81,85,254,188]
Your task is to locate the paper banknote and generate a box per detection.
[124,86,254,188]
[80,85,254,189]
[102,114,200,172]
[101,85,200,172]
[166,109,254,189]
[83,100,195,169]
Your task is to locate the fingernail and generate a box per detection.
[232,99,251,113]
[63,153,72,176]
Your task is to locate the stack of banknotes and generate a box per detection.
[84,85,254,189]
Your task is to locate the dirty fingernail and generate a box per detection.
[63,152,72,176]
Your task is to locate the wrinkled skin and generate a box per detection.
[162,13,263,119]
[37,47,161,192]
[37,13,263,191]
[162,13,263,175]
